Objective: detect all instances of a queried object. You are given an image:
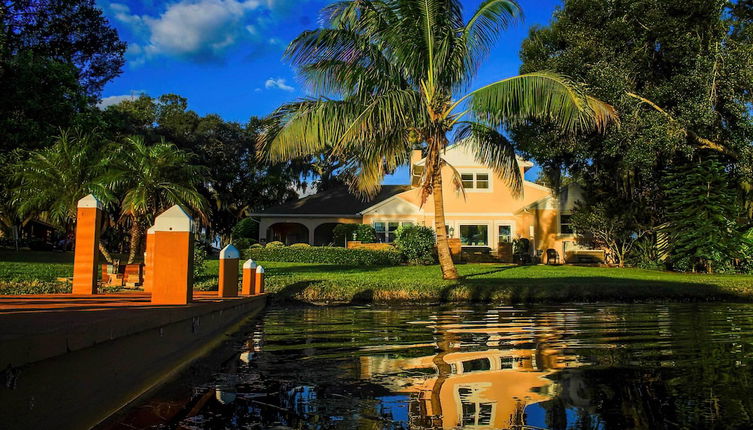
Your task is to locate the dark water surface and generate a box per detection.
[106,303,753,429]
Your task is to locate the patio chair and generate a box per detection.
[546,249,560,265]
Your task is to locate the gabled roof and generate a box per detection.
[252,185,412,217]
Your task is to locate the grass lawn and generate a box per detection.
[3,250,753,303]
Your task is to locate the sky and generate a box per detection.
[96,0,563,184]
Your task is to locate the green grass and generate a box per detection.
[201,260,753,304]
[3,250,753,303]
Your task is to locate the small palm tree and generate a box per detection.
[259,0,617,279]
[108,136,208,263]
[12,129,117,260]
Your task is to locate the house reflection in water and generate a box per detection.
[358,311,581,429]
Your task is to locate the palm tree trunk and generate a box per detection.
[433,162,459,280]
[127,220,142,264]
[98,242,114,264]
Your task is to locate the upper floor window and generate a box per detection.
[560,214,574,234]
[460,172,490,190]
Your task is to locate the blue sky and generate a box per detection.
[97,0,562,183]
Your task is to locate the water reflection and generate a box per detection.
[105,304,753,429]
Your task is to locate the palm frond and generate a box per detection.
[454,122,523,197]
[468,71,618,134]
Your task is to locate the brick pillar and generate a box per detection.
[142,227,155,292]
[72,194,102,295]
[151,205,194,305]
[218,245,240,298]
[255,265,265,294]
[241,259,257,295]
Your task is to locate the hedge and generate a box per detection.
[244,245,403,266]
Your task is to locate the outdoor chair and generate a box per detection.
[546,249,560,265]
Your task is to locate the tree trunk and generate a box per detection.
[432,161,459,280]
[127,220,142,264]
[98,242,114,264]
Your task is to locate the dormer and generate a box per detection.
[409,144,534,188]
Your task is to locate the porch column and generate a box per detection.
[72,194,102,295]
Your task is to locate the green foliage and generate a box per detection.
[664,158,741,273]
[570,202,646,267]
[290,243,311,248]
[737,228,753,274]
[193,240,208,278]
[244,246,403,266]
[332,224,377,244]
[232,238,256,250]
[514,0,753,232]
[394,225,436,265]
[232,218,258,240]
[333,224,358,246]
[249,243,264,249]
[354,224,377,243]
[266,241,285,248]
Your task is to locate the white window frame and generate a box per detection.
[372,220,414,243]
[493,221,516,249]
[458,169,493,193]
[457,222,491,247]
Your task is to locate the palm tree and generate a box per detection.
[258,0,618,279]
[12,129,117,261]
[108,136,208,263]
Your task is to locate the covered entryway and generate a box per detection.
[314,223,343,246]
[267,223,310,245]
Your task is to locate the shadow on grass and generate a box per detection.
[438,276,753,304]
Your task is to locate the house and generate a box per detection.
[252,143,599,263]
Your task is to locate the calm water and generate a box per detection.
[108,304,753,429]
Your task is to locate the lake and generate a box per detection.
[104,303,753,429]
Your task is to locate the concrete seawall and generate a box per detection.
[0,292,267,429]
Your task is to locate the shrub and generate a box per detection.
[232,218,258,240]
[244,246,402,266]
[248,243,264,249]
[333,224,358,246]
[233,237,257,250]
[290,243,311,248]
[332,224,377,245]
[394,225,436,265]
[193,240,208,278]
[266,241,285,248]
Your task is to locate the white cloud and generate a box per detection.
[97,93,144,109]
[108,0,305,64]
[264,77,294,92]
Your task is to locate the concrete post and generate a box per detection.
[255,265,265,294]
[151,205,194,305]
[218,245,240,298]
[72,194,102,295]
[142,227,155,292]
[241,259,257,295]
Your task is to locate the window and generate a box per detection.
[373,221,412,243]
[462,358,491,373]
[458,387,493,427]
[560,214,574,234]
[498,225,512,244]
[460,225,488,246]
[460,172,490,190]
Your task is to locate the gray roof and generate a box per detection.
[254,185,411,216]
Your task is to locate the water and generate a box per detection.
[107,304,753,429]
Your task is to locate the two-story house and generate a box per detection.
[252,143,594,262]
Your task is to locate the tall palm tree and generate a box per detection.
[108,136,208,263]
[258,0,618,279]
[12,129,117,261]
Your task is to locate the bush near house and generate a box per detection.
[393,225,436,265]
[332,224,377,246]
[244,245,402,266]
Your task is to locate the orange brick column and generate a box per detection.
[72,194,102,295]
[218,245,240,298]
[241,259,257,295]
[255,265,265,294]
[142,227,155,292]
[151,205,194,305]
